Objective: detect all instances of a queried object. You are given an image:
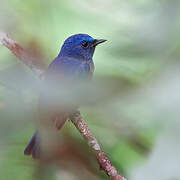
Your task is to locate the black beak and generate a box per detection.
[92,39,107,47]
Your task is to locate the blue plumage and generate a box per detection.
[24,34,106,159]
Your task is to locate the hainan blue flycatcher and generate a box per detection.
[24,34,107,159]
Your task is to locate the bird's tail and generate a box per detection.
[24,131,40,159]
[24,113,70,159]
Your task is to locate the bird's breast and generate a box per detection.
[79,61,94,80]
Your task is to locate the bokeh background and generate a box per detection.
[1,0,180,180]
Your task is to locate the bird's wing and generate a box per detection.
[39,57,94,130]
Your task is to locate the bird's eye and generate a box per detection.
[81,41,89,48]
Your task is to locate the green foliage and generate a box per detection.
[0,0,179,179]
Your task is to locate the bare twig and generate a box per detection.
[0,32,127,180]
[70,111,127,180]
[0,32,46,76]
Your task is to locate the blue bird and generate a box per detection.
[24,34,107,159]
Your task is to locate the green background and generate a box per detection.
[0,0,180,180]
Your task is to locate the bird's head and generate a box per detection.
[59,34,107,61]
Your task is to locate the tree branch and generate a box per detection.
[0,32,127,180]
[70,111,127,180]
[0,32,46,76]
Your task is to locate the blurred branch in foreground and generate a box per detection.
[0,32,127,180]
[0,32,46,76]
